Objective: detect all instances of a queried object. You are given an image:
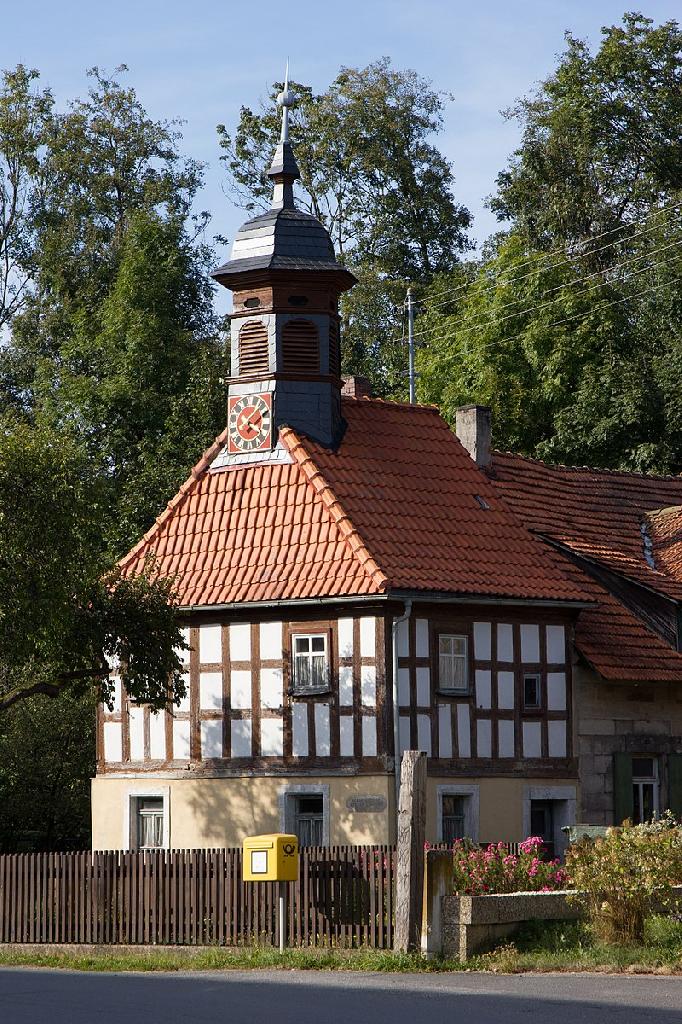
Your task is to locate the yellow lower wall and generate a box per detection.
[91,773,577,850]
[91,774,395,850]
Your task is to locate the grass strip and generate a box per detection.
[1,917,681,975]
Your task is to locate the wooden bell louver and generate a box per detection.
[282,319,320,374]
[238,320,270,376]
[328,318,340,378]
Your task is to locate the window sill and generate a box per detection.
[435,688,470,698]
[289,687,332,699]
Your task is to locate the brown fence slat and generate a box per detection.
[0,844,399,950]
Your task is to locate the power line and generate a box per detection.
[421,270,682,361]
[418,196,682,312]
[408,237,682,348]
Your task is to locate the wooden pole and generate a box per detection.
[394,750,427,952]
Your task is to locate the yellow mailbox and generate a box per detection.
[242,833,299,882]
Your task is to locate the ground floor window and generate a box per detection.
[523,786,576,860]
[441,795,466,844]
[529,799,555,860]
[280,785,330,847]
[127,790,169,851]
[294,795,324,847]
[436,786,479,844]
[632,756,659,824]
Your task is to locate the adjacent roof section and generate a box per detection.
[490,452,682,681]
[491,452,682,600]
[119,398,586,608]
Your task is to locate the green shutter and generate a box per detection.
[613,752,633,825]
[668,754,682,819]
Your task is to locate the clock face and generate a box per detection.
[228,393,273,454]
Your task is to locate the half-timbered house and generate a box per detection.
[91,84,682,856]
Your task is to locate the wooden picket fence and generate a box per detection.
[0,845,396,948]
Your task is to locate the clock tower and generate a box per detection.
[212,71,356,455]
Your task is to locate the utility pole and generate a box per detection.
[407,287,416,404]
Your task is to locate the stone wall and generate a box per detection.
[440,886,682,960]
[441,890,580,960]
[575,664,682,824]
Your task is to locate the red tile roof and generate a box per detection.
[119,398,585,606]
[490,453,682,681]
[491,452,682,599]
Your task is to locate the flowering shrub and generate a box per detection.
[565,813,682,943]
[451,837,568,895]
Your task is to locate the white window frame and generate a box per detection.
[437,633,469,694]
[279,783,330,846]
[123,787,170,851]
[632,755,660,823]
[436,784,479,844]
[290,632,330,694]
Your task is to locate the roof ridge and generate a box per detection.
[118,427,229,573]
[493,449,682,483]
[280,426,389,592]
[340,395,441,412]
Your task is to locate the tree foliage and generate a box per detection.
[0,421,188,713]
[492,13,682,249]
[0,691,96,851]
[419,13,682,472]
[0,66,228,557]
[219,59,470,395]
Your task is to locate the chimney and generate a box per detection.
[342,376,373,399]
[455,405,491,468]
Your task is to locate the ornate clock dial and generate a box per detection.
[228,393,273,454]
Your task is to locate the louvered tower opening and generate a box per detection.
[238,320,270,376]
[328,318,340,378]
[282,319,320,374]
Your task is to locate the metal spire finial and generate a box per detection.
[276,60,295,143]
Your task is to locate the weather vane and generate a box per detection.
[277,60,295,143]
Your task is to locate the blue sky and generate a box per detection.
[2,1,679,305]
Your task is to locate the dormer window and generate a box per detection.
[282,319,320,374]
[238,320,269,376]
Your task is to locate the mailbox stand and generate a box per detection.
[243,833,299,954]
[278,880,286,954]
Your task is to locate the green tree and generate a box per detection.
[0,66,227,556]
[492,13,682,250]
[0,691,96,851]
[0,65,52,333]
[419,13,682,472]
[0,420,187,713]
[219,59,470,395]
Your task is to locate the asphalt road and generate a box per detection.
[1,968,682,1024]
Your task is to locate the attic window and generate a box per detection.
[288,295,309,307]
[282,319,320,374]
[238,320,269,376]
[474,494,491,510]
[244,297,260,309]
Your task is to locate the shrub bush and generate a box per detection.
[451,837,568,895]
[565,813,682,944]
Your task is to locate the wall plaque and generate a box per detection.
[346,795,387,813]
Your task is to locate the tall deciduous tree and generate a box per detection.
[0,420,187,713]
[0,66,228,556]
[492,13,682,250]
[219,59,470,395]
[419,13,682,473]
